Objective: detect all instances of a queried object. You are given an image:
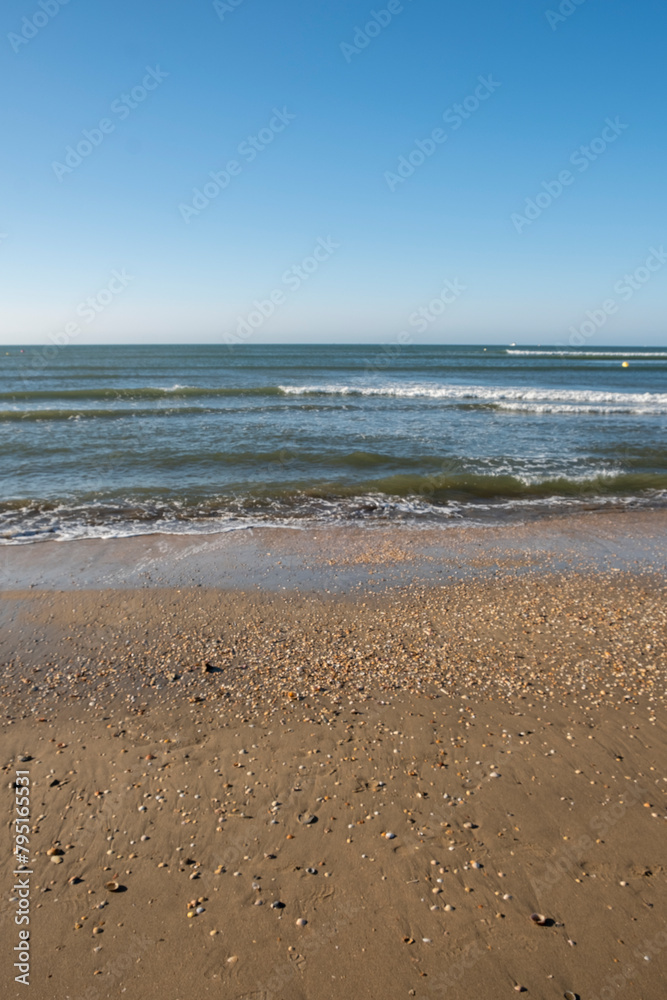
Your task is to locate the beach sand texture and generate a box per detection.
[1,515,666,999]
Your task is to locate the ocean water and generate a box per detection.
[1,343,666,542]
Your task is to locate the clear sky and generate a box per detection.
[1,0,665,346]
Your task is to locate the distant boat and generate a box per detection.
[509,342,516,347]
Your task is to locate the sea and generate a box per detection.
[1,343,666,543]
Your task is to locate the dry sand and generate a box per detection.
[1,514,666,1000]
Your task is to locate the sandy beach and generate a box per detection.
[4,0,666,995]
[1,512,666,999]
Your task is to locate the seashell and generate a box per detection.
[530,912,548,925]
[472,862,482,869]
[47,847,63,856]
[50,856,63,864]
[298,813,317,825]
[306,867,317,875]
[271,900,285,909]
[564,993,579,1000]
[296,918,307,927]
[384,831,396,840]
[105,881,121,892]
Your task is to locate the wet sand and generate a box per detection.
[1,512,666,999]
[2,507,667,593]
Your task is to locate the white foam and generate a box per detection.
[506,350,667,358]
[278,382,667,412]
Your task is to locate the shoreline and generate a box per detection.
[2,507,667,594]
[1,513,666,999]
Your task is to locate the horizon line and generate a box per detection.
[3,342,665,349]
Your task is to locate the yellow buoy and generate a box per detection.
[622,361,629,367]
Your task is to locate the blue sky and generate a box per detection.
[1,0,665,346]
